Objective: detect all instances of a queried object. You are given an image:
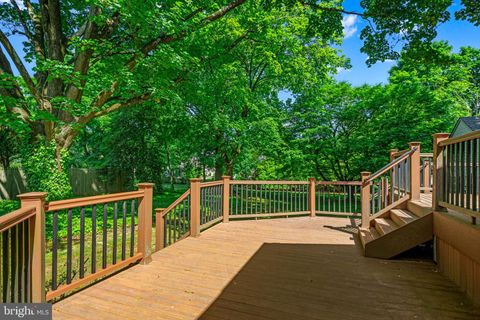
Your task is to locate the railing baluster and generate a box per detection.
[2,230,9,302]
[91,205,97,274]
[130,200,135,258]
[66,208,73,284]
[112,202,117,265]
[52,211,58,290]
[102,204,108,269]
[122,201,127,261]
[79,207,85,279]
[473,139,478,213]
[11,225,16,303]
[467,140,472,210]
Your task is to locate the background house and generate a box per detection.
[450,117,480,137]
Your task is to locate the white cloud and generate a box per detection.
[342,15,358,39]
[336,67,351,74]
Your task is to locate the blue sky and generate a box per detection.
[336,0,480,86]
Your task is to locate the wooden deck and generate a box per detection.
[52,213,480,319]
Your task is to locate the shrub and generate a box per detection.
[22,142,73,201]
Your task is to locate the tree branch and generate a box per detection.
[0,30,38,98]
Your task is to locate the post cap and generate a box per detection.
[433,133,450,138]
[389,149,398,153]
[155,208,165,213]
[408,141,421,147]
[221,176,231,179]
[308,177,315,181]
[17,192,48,200]
[360,171,371,176]
[137,183,155,188]
[190,178,202,182]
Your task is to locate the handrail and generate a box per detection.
[0,206,36,233]
[420,153,433,157]
[161,189,191,217]
[365,147,417,184]
[392,149,409,157]
[438,130,480,147]
[46,190,145,211]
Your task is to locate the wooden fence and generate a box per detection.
[0,168,128,200]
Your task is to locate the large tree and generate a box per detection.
[0,0,478,170]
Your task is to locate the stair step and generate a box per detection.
[390,209,417,226]
[374,218,398,236]
[359,227,380,245]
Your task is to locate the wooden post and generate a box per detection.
[409,142,421,201]
[222,176,230,223]
[308,178,316,217]
[423,160,431,194]
[155,208,165,252]
[190,178,201,237]
[137,183,154,264]
[18,192,47,303]
[433,133,450,211]
[360,172,371,228]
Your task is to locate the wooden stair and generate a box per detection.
[359,202,433,259]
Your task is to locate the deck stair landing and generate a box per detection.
[359,195,433,259]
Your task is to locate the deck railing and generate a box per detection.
[421,153,433,193]
[360,143,420,227]
[229,180,310,218]
[0,184,154,302]
[434,132,479,224]
[0,205,37,303]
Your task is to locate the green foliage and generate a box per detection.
[21,142,73,201]
[0,200,20,216]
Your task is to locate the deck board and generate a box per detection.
[53,215,480,319]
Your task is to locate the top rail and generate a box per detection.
[161,189,191,217]
[232,180,309,185]
[365,147,416,184]
[0,206,36,233]
[46,190,145,211]
[316,181,361,186]
[200,181,223,188]
[420,153,433,157]
[438,131,480,147]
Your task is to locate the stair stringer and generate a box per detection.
[363,212,433,259]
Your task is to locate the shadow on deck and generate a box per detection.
[53,215,480,319]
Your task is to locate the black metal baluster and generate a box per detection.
[102,204,108,269]
[91,205,97,274]
[122,201,127,261]
[131,200,135,257]
[112,202,117,264]
[11,225,16,302]
[79,207,85,279]
[24,222,30,302]
[66,208,73,284]
[17,223,22,302]
[2,230,9,302]
[52,211,58,290]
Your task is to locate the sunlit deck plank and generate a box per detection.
[53,215,479,320]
